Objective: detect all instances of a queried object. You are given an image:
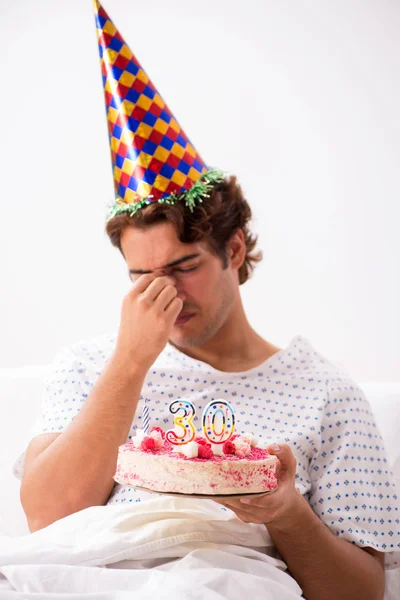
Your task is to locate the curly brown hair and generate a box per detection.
[105,175,262,285]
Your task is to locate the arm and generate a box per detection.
[266,487,384,600]
[21,273,182,532]
[21,356,148,532]
[216,444,385,600]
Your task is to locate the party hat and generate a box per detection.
[93,0,224,221]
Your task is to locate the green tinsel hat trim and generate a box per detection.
[106,168,226,222]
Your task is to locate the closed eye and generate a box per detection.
[175,266,198,273]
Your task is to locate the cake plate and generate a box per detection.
[131,484,277,500]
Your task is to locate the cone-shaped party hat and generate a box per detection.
[93,0,224,220]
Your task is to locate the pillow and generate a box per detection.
[0,368,47,536]
[359,382,400,490]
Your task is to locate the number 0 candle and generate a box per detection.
[202,400,235,454]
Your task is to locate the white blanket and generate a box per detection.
[0,497,303,599]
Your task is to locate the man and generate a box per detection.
[13,2,397,599]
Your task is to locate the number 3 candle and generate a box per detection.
[165,400,196,448]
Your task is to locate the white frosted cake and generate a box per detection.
[114,426,278,496]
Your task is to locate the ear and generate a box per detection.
[227,229,246,270]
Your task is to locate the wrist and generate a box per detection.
[266,488,309,534]
[108,350,150,381]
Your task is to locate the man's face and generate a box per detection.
[120,221,239,349]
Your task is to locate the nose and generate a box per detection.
[175,283,186,304]
[168,275,185,303]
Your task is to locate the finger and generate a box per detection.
[129,273,156,295]
[216,498,245,511]
[266,443,297,479]
[154,284,178,312]
[220,502,273,524]
[228,507,268,525]
[213,500,230,509]
[164,296,183,320]
[239,491,273,506]
[143,276,177,303]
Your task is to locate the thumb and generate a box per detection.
[266,443,297,479]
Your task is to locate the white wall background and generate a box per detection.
[0,0,399,381]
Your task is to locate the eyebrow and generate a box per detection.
[129,253,201,275]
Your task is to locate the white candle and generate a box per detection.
[142,397,150,434]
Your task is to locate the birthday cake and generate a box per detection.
[114,400,278,496]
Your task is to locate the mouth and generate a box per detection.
[174,312,195,326]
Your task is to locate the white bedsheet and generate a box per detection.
[0,496,303,599]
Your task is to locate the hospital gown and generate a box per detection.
[13,333,400,569]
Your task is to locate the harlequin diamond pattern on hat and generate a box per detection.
[93,0,217,218]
